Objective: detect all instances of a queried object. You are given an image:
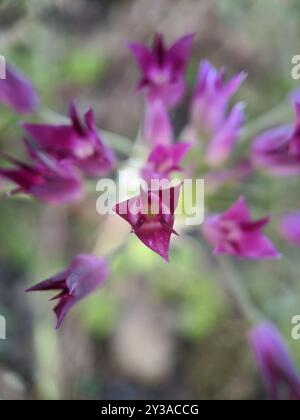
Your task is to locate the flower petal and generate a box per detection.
[250,322,300,400]
[279,211,300,246]
[205,102,245,166]
[0,64,39,114]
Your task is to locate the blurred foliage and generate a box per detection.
[80,290,120,338]
[0,0,300,400]
[62,51,108,86]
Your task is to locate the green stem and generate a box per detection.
[241,101,292,142]
[217,256,263,324]
[102,130,133,155]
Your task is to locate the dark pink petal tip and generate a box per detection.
[0,64,39,114]
[26,254,109,328]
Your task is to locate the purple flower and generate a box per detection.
[113,183,181,261]
[252,103,300,176]
[141,142,191,183]
[128,32,194,107]
[250,322,300,400]
[22,101,115,177]
[203,196,280,259]
[26,254,109,328]
[0,147,83,204]
[279,211,300,246]
[191,60,246,165]
[144,99,173,146]
[205,103,245,165]
[0,64,39,114]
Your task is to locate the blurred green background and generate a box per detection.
[0,0,300,400]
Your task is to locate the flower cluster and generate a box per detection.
[0,100,115,204]
[1,33,300,400]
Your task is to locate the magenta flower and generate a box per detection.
[252,103,300,176]
[205,102,245,165]
[0,64,39,114]
[113,183,181,261]
[26,254,109,328]
[203,197,280,259]
[22,101,115,177]
[141,142,191,184]
[144,99,173,146]
[279,211,300,246]
[191,60,246,166]
[250,322,300,400]
[0,148,83,204]
[128,32,194,107]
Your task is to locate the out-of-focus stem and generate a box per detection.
[241,101,292,142]
[217,256,263,324]
[102,130,133,155]
[189,237,263,324]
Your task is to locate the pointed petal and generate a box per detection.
[239,231,280,259]
[192,61,245,136]
[147,144,169,166]
[22,122,76,154]
[250,322,300,400]
[195,60,217,92]
[127,42,154,75]
[279,211,300,246]
[205,102,245,166]
[223,71,247,100]
[223,196,251,222]
[27,254,109,329]
[134,223,172,262]
[29,176,84,204]
[240,216,271,231]
[152,32,166,65]
[54,293,76,329]
[295,101,300,121]
[113,195,140,228]
[26,270,68,292]
[0,164,41,191]
[24,154,84,204]
[84,107,97,132]
[251,124,300,176]
[167,33,195,75]
[0,64,39,114]
[70,100,85,135]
